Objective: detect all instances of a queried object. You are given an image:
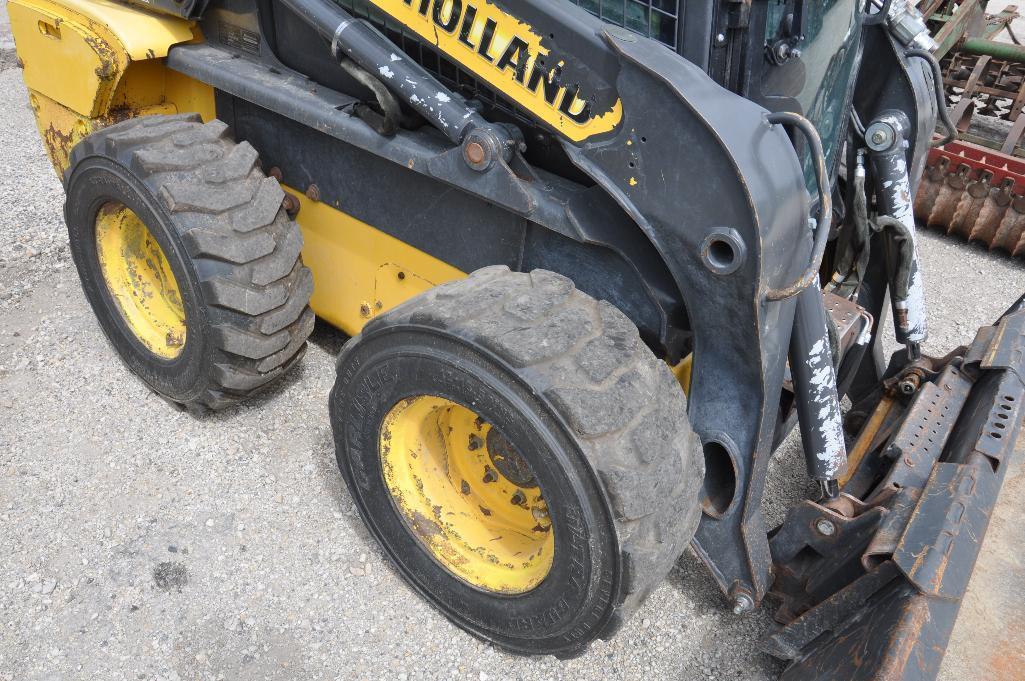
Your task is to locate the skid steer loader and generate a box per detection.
[8,0,1025,677]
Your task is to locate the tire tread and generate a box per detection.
[68,114,313,410]
[362,266,704,654]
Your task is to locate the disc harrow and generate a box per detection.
[912,0,1025,256]
[916,140,1025,256]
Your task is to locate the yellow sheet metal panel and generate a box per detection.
[26,91,94,175]
[10,1,124,116]
[374,263,438,314]
[24,61,212,175]
[107,60,216,121]
[288,189,466,336]
[9,0,194,117]
[164,69,217,122]
[109,58,169,114]
[57,0,194,60]
[16,0,193,61]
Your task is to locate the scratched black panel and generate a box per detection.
[223,94,526,274]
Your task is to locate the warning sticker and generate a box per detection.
[219,22,261,55]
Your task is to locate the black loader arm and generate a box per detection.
[561,29,816,605]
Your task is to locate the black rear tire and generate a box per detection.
[329,266,703,657]
[64,114,314,411]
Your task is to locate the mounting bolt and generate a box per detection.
[898,373,921,395]
[281,194,300,216]
[815,518,836,536]
[305,184,321,202]
[865,121,897,152]
[464,141,486,166]
[268,166,283,181]
[732,594,754,615]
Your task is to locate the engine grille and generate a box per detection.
[568,0,680,50]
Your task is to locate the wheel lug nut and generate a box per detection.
[511,490,526,506]
[482,468,498,483]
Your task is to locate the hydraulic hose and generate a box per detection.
[337,58,402,136]
[764,111,834,301]
[850,109,867,139]
[905,48,957,147]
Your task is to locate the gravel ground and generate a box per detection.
[0,5,1023,680]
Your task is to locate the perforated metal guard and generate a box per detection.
[568,0,680,49]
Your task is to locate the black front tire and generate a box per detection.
[330,266,703,657]
[64,114,314,411]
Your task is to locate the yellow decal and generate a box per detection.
[369,0,622,142]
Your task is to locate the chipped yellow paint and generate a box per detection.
[95,203,186,358]
[629,177,638,187]
[380,396,554,593]
[27,90,179,176]
[25,69,214,176]
[368,0,622,142]
[9,0,195,117]
[11,0,124,117]
[375,263,437,313]
[11,0,213,176]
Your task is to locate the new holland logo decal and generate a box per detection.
[369,0,623,141]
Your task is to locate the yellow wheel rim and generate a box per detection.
[380,396,555,594]
[95,202,186,359]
